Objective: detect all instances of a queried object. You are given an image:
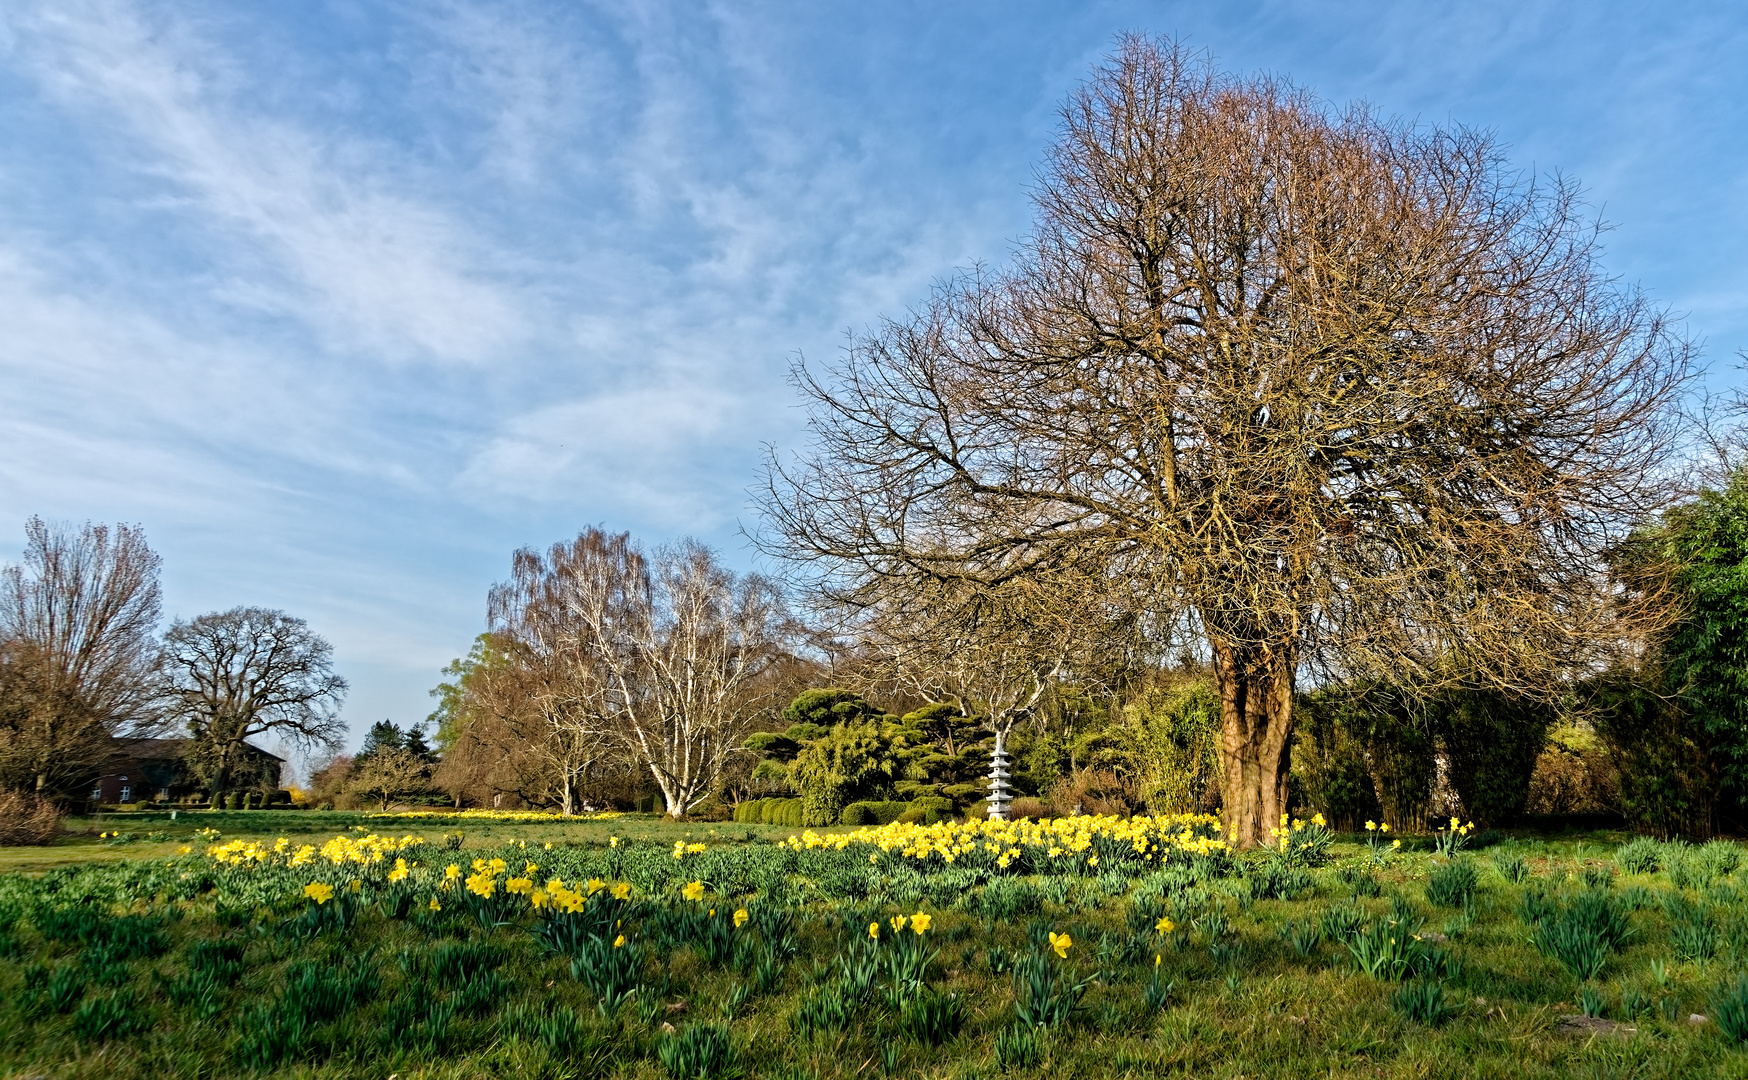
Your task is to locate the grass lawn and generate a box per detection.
[2,812,1747,1078]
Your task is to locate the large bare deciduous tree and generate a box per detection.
[0,518,163,799]
[161,607,347,799]
[760,37,1689,845]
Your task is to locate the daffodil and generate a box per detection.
[868,921,880,940]
[910,911,932,934]
[612,882,631,901]
[1365,820,1377,831]
[1155,916,1174,935]
[682,880,705,902]
[1048,930,1073,959]
[891,914,908,933]
[304,882,335,905]
[613,934,626,948]
[586,877,607,895]
[428,897,441,911]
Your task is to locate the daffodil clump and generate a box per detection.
[204,832,425,869]
[784,812,1226,873]
[1267,812,1335,864]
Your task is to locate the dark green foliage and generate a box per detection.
[1641,469,1748,803]
[794,985,855,1036]
[1292,693,1380,832]
[1246,858,1312,901]
[1299,683,1434,831]
[570,931,643,1013]
[1297,683,1551,830]
[1337,863,1382,897]
[975,878,1041,921]
[1142,966,1173,1009]
[1531,908,1613,981]
[839,800,910,826]
[1513,879,1550,922]
[1438,689,1553,826]
[281,888,362,937]
[1586,672,1721,838]
[1281,918,1322,957]
[791,724,901,826]
[425,939,506,983]
[1390,980,1451,1025]
[1664,894,1719,962]
[381,990,457,1054]
[993,1023,1044,1071]
[1426,861,1478,908]
[47,965,85,1013]
[1492,851,1530,883]
[1711,973,1748,1044]
[1579,863,1616,890]
[1012,952,1091,1027]
[72,989,143,1043]
[1615,836,1663,874]
[1347,918,1440,981]
[33,908,168,960]
[658,1022,740,1080]
[898,987,966,1045]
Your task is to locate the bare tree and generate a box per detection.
[760,37,1689,845]
[493,530,797,817]
[348,746,432,810]
[489,541,634,815]
[161,607,347,801]
[0,518,163,798]
[854,571,1137,817]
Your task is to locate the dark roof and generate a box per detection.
[113,736,286,763]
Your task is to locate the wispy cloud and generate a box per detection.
[8,0,525,364]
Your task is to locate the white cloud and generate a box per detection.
[457,378,752,530]
[8,0,526,364]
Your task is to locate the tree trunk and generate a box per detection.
[1211,638,1296,848]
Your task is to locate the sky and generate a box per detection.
[2,0,1745,773]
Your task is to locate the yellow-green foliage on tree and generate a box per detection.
[1114,677,1221,816]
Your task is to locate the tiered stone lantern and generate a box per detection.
[987,729,1013,820]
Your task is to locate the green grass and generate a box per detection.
[1,818,1746,1078]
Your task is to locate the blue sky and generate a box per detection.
[2,1,1744,771]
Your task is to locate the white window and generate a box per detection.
[119,776,130,802]
[92,782,103,800]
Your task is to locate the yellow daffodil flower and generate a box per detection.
[1048,930,1072,959]
[304,882,334,905]
[891,914,907,933]
[612,882,631,901]
[910,911,932,934]
[613,934,626,948]
[428,898,441,911]
[734,908,749,928]
[1156,916,1174,935]
[869,921,880,940]
[682,880,705,902]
